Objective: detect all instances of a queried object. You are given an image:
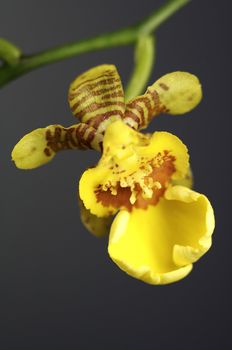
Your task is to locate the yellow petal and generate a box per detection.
[79,120,189,217]
[108,185,214,285]
[164,186,215,266]
[145,129,189,181]
[12,123,102,169]
[79,166,118,217]
[68,64,125,133]
[151,71,202,115]
[123,71,202,130]
[12,127,56,169]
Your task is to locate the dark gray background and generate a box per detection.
[0,0,230,349]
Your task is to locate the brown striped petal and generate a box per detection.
[68,65,125,132]
[44,123,103,152]
[123,71,202,130]
[123,90,162,130]
[12,123,103,169]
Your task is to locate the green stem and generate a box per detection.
[0,0,190,88]
[125,35,155,102]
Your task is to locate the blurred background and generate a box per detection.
[0,0,231,349]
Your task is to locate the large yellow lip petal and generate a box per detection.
[108,185,215,285]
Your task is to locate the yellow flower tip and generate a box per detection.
[108,186,215,285]
[11,128,55,169]
[69,64,117,92]
[152,71,202,115]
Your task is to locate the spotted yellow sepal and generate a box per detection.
[12,128,56,169]
[151,71,202,115]
[123,71,202,130]
[12,123,103,169]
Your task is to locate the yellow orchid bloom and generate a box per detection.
[11,64,215,285]
[80,120,214,284]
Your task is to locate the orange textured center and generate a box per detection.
[95,151,175,211]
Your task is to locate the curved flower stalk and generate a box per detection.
[12,64,215,285]
[0,0,190,89]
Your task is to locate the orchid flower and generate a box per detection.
[12,65,215,284]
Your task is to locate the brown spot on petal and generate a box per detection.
[44,148,51,157]
[159,82,169,91]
